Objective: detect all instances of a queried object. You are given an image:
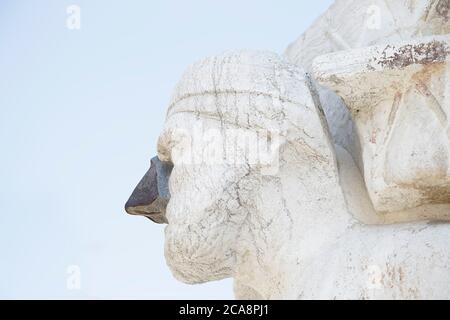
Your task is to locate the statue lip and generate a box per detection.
[125,156,173,224]
[125,204,168,224]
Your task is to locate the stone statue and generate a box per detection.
[125,0,450,299]
[286,0,449,223]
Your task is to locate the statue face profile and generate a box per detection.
[125,50,325,284]
[123,1,450,300]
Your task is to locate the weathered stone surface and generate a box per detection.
[285,0,450,220]
[312,35,449,218]
[286,0,449,69]
[126,0,450,299]
[285,0,449,170]
[137,50,450,299]
[155,50,341,286]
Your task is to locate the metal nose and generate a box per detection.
[125,156,173,224]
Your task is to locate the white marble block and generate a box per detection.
[285,0,449,221]
[313,35,449,218]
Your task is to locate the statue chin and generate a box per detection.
[164,223,236,284]
[160,163,253,284]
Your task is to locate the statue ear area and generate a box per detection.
[125,157,173,224]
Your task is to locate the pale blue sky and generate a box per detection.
[0,0,333,299]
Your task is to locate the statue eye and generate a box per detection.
[157,127,188,164]
[156,136,173,163]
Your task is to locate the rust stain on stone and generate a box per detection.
[377,40,449,69]
[421,185,450,204]
[423,0,449,22]
[411,60,445,83]
[436,0,449,21]
[411,62,448,128]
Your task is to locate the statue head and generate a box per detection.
[125,50,336,284]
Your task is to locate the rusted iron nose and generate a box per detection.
[125,157,173,224]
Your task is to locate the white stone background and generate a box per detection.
[0,0,334,299]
